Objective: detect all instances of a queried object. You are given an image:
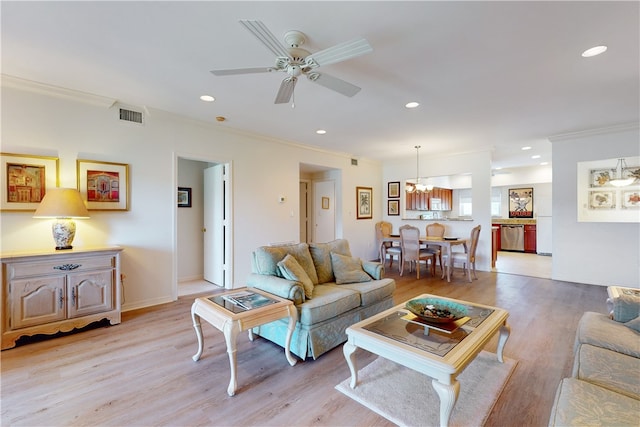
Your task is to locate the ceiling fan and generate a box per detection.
[211,20,373,104]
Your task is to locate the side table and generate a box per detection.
[191,288,297,396]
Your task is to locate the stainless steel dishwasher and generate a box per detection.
[501,224,524,251]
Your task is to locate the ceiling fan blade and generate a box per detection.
[211,67,273,76]
[307,72,361,97]
[275,77,297,104]
[305,38,372,68]
[239,20,291,59]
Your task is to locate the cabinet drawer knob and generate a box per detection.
[53,264,81,271]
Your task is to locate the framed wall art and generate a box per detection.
[388,181,400,198]
[321,196,330,210]
[356,186,373,220]
[178,187,192,208]
[1,152,59,211]
[77,159,129,211]
[508,187,533,218]
[578,156,640,222]
[388,199,399,216]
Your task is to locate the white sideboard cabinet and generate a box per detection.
[1,246,123,350]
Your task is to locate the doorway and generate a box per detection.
[175,156,232,298]
[299,163,341,244]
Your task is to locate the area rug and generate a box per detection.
[335,351,517,427]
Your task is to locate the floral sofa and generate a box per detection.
[246,239,396,360]
[548,289,640,426]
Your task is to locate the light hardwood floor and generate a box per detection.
[2,265,606,427]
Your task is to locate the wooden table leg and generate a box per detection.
[191,303,204,362]
[432,378,460,427]
[284,305,298,366]
[343,341,358,389]
[222,320,240,396]
[496,322,511,363]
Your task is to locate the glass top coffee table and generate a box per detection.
[343,293,510,427]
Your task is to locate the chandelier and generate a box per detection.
[609,158,635,187]
[405,145,433,193]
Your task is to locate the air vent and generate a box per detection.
[119,108,143,124]
[351,158,358,166]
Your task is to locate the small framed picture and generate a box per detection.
[1,152,59,211]
[388,181,400,198]
[356,186,373,220]
[388,200,399,216]
[178,187,192,208]
[77,159,129,211]
[321,196,330,210]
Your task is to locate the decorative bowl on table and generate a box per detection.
[405,298,468,323]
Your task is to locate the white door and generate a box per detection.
[313,180,335,243]
[204,164,227,286]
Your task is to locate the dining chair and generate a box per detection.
[442,225,481,282]
[399,224,436,279]
[375,221,401,269]
[425,222,446,272]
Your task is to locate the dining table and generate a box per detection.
[382,235,468,282]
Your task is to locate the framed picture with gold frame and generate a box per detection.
[1,152,59,211]
[77,159,130,211]
[356,186,373,220]
[321,196,330,210]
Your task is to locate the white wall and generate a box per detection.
[551,125,640,287]
[1,79,383,310]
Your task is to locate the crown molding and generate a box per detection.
[548,122,640,142]
[1,74,115,108]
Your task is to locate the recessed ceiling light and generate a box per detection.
[316,129,327,135]
[581,45,607,57]
[200,95,215,102]
[405,102,420,109]
[531,155,541,159]
[540,162,549,166]
[521,146,532,151]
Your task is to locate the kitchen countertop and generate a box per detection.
[491,218,536,224]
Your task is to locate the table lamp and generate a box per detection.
[33,188,90,250]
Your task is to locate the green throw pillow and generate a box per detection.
[330,252,372,285]
[612,293,640,323]
[278,254,314,299]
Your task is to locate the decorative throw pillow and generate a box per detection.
[624,316,640,332]
[330,252,372,285]
[310,239,352,284]
[611,293,640,323]
[278,254,314,299]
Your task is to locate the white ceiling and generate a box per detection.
[2,1,638,169]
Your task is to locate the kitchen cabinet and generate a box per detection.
[405,187,453,211]
[524,225,537,253]
[1,247,123,350]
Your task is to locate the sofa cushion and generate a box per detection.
[574,343,640,399]
[575,312,640,359]
[309,239,352,284]
[327,278,396,307]
[278,254,314,299]
[253,243,319,285]
[549,378,640,427]
[297,284,361,326]
[330,252,372,285]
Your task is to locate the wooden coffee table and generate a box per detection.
[191,288,297,396]
[343,294,510,427]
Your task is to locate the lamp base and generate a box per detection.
[52,219,76,251]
